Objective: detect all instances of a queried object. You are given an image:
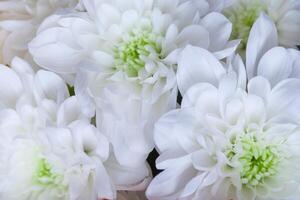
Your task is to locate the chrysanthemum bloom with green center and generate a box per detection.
[226,132,281,187]
[0,58,131,200]
[29,0,240,168]
[146,46,300,199]
[224,0,300,54]
[0,139,68,200]
[0,123,114,200]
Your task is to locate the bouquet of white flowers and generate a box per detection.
[0,0,299,199]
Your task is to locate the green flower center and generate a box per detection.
[225,1,267,51]
[114,30,161,77]
[34,158,64,187]
[227,134,280,187]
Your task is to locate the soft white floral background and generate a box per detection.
[0,0,299,200]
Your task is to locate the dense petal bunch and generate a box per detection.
[224,0,300,54]
[0,58,137,200]
[147,69,300,200]
[147,13,300,200]
[0,119,113,200]
[176,13,300,94]
[0,57,69,112]
[0,0,78,64]
[0,0,299,199]
[29,0,240,169]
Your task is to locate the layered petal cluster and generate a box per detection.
[0,56,69,112]
[147,72,300,200]
[0,118,113,200]
[29,0,240,169]
[0,0,78,64]
[147,12,300,200]
[245,13,300,82]
[176,14,300,95]
[0,0,298,199]
[223,0,300,54]
[0,58,150,200]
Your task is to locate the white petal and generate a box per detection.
[244,94,266,124]
[155,0,179,13]
[247,76,271,101]
[99,108,151,167]
[257,47,295,86]
[105,157,150,190]
[177,46,225,95]
[29,27,82,73]
[182,83,216,108]
[10,57,34,77]
[278,10,300,47]
[34,70,69,104]
[213,39,240,60]
[121,10,139,31]
[246,13,278,79]
[191,150,216,171]
[154,108,197,153]
[74,70,96,117]
[181,173,207,197]
[193,85,220,117]
[0,65,23,108]
[224,98,244,125]
[57,96,84,126]
[176,25,210,48]
[201,12,232,51]
[87,51,115,70]
[37,14,61,33]
[156,149,188,169]
[218,72,239,103]
[229,54,247,90]
[146,160,195,200]
[267,79,300,119]
[95,162,116,199]
[238,186,255,200]
[96,3,121,29]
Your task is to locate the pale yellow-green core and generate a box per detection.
[114,30,161,77]
[227,134,280,187]
[225,1,267,50]
[34,158,65,188]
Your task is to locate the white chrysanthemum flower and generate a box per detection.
[0,0,78,64]
[146,70,300,199]
[149,13,300,200]
[0,58,114,199]
[0,118,114,200]
[0,137,68,200]
[223,0,300,53]
[29,0,239,168]
[0,58,151,199]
